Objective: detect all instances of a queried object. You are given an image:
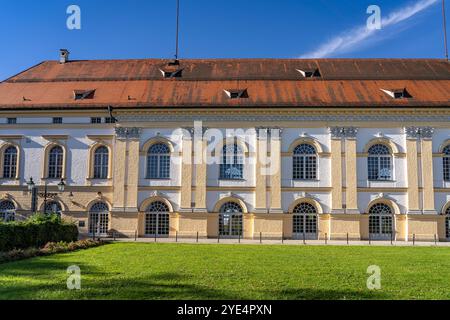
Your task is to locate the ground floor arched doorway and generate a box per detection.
[219,202,243,238]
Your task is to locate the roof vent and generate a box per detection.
[60,49,70,64]
[224,89,248,99]
[296,69,321,78]
[381,88,412,99]
[74,89,96,100]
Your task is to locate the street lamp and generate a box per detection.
[27,177,35,192]
[26,177,69,215]
[57,179,66,193]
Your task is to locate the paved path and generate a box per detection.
[96,237,450,247]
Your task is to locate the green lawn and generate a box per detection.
[0,243,449,300]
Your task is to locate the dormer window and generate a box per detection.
[159,68,183,78]
[296,69,321,78]
[224,89,248,99]
[381,88,412,99]
[74,89,96,100]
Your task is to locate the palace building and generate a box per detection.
[0,51,449,241]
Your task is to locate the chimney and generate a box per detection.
[59,49,70,64]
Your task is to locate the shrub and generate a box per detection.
[0,214,78,252]
[0,239,104,264]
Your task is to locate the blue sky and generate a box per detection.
[0,0,448,80]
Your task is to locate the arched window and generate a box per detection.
[220,144,244,180]
[147,143,171,179]
[0,200,15,222]
[293,144,317,180]
[89,202,109,236]
[219,202,243,237]
[292,202,318,239]
[3,146,18,179]
[443,145,450,181]
[368,144,392,181]
[145,201,170,237]
[48,146,64,179]
[369,203,394,240]
[93,146,109,179]
[446,206,450,239]
[44,201,62,216]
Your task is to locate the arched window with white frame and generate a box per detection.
[89,202,109,236]
[220,144,244,180]
[0,200,15,222]
[443,145,450,181]
[93,146,109,179]
[368,144,393,181]
[219,202,243,237]
[48,146,64,179]
[3,146,18,179]
[145,201,170,237]
[369,203,394,240]
[293,144,317,180]
[292,202,318,239]
[147,143,171,179]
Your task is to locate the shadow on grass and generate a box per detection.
[0,253,388,300]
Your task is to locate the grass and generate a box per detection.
[0,243,449,300]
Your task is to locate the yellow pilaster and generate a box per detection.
[194,132,207,213]
[421,132,436,214]
[345,137,359,213]
[180,130,193,212]
[112,138,126,209]
[255,128,268,213]
[269,128,283,214]
[406,138,420,213]
[330,137,343,213]
[112,127,142,212]
[125,139,140,209]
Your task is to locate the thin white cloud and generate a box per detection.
[299,0,439,58]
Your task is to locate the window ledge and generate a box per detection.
[292,179,320,182]
[219,178,246,182]
[368,179,396,183]
[145,178,171,181]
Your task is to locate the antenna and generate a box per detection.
[175,0,180,60]
[444,0,449,61]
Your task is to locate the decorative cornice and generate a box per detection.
[405,127,434,140]
[255,127,283,139]
[329,127,359,139]
[116,112,450,123]
[115,127,142,140]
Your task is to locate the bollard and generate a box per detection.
[325,233,328,245]
[303,232,306,245]
[134,230,137,242]
[260,232,262,244]
[176,231,178,243]
[413,234,416,246]
[238,233,241,244]
[347,233,349,245]
[197,232,199,243]
[391,232,393,246]
[434,234,437,246]
[154,232,157,243]
[282,233,284,244]
[218,233,220,243]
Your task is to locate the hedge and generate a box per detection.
[0,214,79,252]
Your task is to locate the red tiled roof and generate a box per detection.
[0,58,449,110]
